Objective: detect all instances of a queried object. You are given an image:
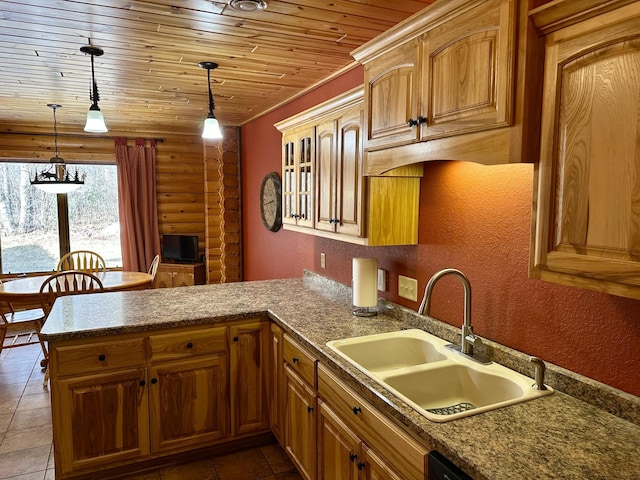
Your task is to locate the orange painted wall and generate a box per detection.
[241,68,640,397]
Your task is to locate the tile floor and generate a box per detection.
[0,342,302,480]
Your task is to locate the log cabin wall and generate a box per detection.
[0,126,241,283]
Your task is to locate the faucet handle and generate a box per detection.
[529,356,548,390]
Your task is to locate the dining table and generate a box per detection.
[0,271,153,305]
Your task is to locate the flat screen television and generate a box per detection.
[162,234,200,263]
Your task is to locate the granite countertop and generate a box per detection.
[41,274,640,480]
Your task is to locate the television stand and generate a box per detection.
[156,262,205,288]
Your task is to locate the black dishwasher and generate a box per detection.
[428,451,473,480]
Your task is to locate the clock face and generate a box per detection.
[260,172,282,232]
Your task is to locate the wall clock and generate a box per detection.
[260,172,282,232]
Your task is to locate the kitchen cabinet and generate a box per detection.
[282,125,315,228]
[283,334,318,480]
[276,87,423,246]
[353,0,542,175]
[156,262,205,288]
[229,321,269,436]
[317,364,428,480]
[268,323,285,445]
[48,318,268,479]
[530,0,640,300]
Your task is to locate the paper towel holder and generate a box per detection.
[352,257,378,317]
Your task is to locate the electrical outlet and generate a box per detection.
[398,275,418,301]
[377,268,386,291]
[320,252,326,269]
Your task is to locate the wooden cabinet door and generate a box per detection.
[531,3,640,299]
[282,126,315,228]
[148,355,228,453]
[155,267,174,288]
[315,118,338,232]
[284,364,317,480]
[229,320,269,436]
[55,367,149,475]
[269,323,285,445]
[361,445,404,480]
[317,400,360,480]
[365,38,421,150]
[419,0,516,141]
[336,106,365,238]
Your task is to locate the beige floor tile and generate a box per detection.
[0,413,12,433]
[1,471,46,480]
[0,445,50,478]
[16,392,50,412]
[0,396,20,416]
[8,407,51,431]
[0,360,37,374]
[160,458,218,480]
[0,371,32,385]
[47,445,54,470]
[260,444,295,474]
[44,470,55,480]
[0,423,53,454]
[213,448,272,480]
[0,383,26,402]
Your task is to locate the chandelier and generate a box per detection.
[30,104,85,194]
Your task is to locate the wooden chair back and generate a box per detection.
[39,271,105,314]
[57,250,106,274]
[148,255,160,284]
[0,278,47,358]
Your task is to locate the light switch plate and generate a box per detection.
[377,268,386,291]
[320,252,326,269]
[398,275,418,301]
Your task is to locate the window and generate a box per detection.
[0,162,122,274]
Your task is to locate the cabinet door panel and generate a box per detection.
[362,445,404,480]
[336,109,364,238]
[316,120,338,232]
[420,0,515,140]
[56,368,149,474]
[318,400,360,480]
[149,355,228,452]
[532,6,640,297]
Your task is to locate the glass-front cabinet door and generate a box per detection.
[282,126,314,228]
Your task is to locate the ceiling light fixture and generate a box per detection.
[80,45,108,133]
[199,61,223,140]
[31,104,85,194]
[228,0,267,11]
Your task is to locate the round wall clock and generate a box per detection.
[259,172,282,232]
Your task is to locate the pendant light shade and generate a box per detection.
[199,61,223,140]
[31,104,85,194]
[81,45,108,133]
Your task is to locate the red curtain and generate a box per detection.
[115,138,161,272]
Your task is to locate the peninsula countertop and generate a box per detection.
[41,276,640,480]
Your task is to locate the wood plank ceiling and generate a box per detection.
[0,0,435,136]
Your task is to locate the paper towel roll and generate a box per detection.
[352,258,378,308]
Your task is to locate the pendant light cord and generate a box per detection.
[90,53,100,107]
[207,68,215,115]
[52,107,60,157]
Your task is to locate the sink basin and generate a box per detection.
[326,329,553,422]
[326,329,448,373]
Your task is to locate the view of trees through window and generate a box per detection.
[0,162,122,274]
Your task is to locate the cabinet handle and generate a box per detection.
[233,336,239,342]
[98,354,106,361]
[352,406,362,415]
[357,462,365,471]
[139,380,146,387]
[151,378,158,384]
[417,116,427,124]
[186,342,193,349]
[292,357,299,364]
[408,118,418,127]
[307,405,314,413]
[349,453,357,462]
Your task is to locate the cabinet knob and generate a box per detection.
[417,116,427,124]
[408,118,418,127]
[233,336,239,342]
[292,357,299,364]
[186,342,193,349]
[349,453,358,462]
[357,462,365,471]
[151,378,158,384]
[98,354,106,361]
[139,380,146,387]
[307,405,314,413]
[352,406,362,415]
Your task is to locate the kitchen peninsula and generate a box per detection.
[41,273,640,480]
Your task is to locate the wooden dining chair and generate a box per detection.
[0,279,47,361]
[57,250,107,274]
[148,254,160,287]
[39,271,104,385]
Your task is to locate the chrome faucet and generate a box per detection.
[418,268,481,357]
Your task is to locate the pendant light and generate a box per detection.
[31,104,85,194]
[199,61,223,140]
[80,45,108,133]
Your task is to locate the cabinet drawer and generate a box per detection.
[149,326,226,362]
[317,363,428,480]
[283,334,317,387]
[55,338,146,376]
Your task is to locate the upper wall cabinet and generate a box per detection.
[275,88,423,246]
[352,0,543,175]
[530,0,640,300]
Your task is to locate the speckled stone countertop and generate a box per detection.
[41,273,640,480]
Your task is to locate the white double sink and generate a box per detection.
[326,329,553,422]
